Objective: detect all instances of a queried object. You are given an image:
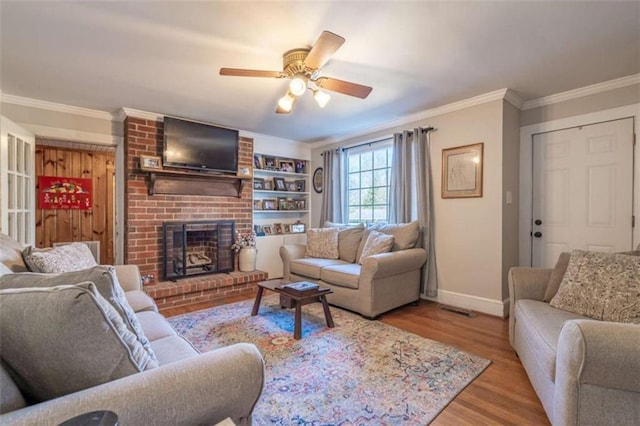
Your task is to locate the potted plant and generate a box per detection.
[230,231,257,272]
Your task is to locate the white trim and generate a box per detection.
[424,289,508,318]
[522,73,640,110]
[118,107,164,122]
[519,103,640,266]
[18,123,122,146]
[310,88,512,149]
[1,94,116,120]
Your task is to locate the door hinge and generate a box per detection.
[633,215,635,228]
[633,133,637,146]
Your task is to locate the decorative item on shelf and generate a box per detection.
[295,160,306,174]
[263,225,273,235]
[230,231,257,272]
[273,177,287,191]
[237,165,253,177]
[253,154,263,169]
[274,223,284,234]
[277,159,295,173]
[442,142,484,199]
[140,155,162,171]
[291,221,306,233]
[264,180,274,190]
[253,199,263,210]
[286,181,297,191]
[286,199,296,210]
[278,198,288,210]
[263,199,277,210]
[284,224,291,233]
[254,224,265,236]
[253,178,264,190]
[295,200,306,210]
[263,156,277,170]
[295,179,305,192]
[313,167,323,193]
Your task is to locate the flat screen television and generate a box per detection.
[163,116,239,173]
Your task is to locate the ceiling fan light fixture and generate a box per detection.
[289,75,308,96]
[278,92,295,112]
[313,89,331,108]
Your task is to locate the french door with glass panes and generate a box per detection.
[1,116,35,245]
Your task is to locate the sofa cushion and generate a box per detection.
[321,263,361,289]
[550,250,640,324]
[515,299,589,382]
[337,224,365,263]
[126,289,159,313]
[290,258,348,279]
[0,363,26,414]
[136,311,178,341]
[544,252,571,302]
[150,335,200,365]
[0,266,158,365]
[358,230,394,264]
[305,227,339,259]
[0,233,28,272]
[0,283,158,403]
[23,242,97,273]
[370,221,420,251]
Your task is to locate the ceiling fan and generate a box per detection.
[219,31,372,114]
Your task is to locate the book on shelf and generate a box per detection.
[279,281,322,295]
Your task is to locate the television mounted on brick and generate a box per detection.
[163,116,239,174]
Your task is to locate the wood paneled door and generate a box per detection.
[35,144,115,265]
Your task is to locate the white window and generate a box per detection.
[345,139,393,224]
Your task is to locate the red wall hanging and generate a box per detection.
[38,176,93,210]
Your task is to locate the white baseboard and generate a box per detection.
[423,289,509,318]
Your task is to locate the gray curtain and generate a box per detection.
[390,128,438,297]
[319,149,343,226]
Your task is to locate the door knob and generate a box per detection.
[534,219,542,225]
[534,232,542,238]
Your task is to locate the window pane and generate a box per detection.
[373,206,388,221]
[373,187,387,204]
[374,169,387,186]
[374,149,388,169]
[349,173,359,189]
[360,153,373,171]
[348,190,360,206]
[361,208,373,221]
[348,207,360,222]
[360,171,373,188]
[349,155,360,172]
[361,188,373,206]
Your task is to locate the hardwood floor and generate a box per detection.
[162,294,549,425]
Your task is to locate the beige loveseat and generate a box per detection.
[0,234,264,425]
[280,222,427,319]
[509,250,640,425]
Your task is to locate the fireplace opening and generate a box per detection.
[162,221,235,281]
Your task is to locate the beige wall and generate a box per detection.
[311,99,511,315]
[520,83,640,126]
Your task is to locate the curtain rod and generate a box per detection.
[320,126,435,155]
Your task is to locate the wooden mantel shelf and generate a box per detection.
[145,168,251,197]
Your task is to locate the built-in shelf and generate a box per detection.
[144,168,251,197]
[254,190,309,196]
[254,210,309,214]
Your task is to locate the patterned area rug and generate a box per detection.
[168,295,491,425]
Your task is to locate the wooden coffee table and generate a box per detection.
[251,280,335,339]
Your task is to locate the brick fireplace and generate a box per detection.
[124,116,266,310]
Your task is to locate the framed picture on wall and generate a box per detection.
[291,223,306,233]
[140,155,162,171]
[441,143,484,199]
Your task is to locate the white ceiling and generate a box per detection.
[1,1,639,143]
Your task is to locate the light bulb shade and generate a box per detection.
[278,93,294,112]
[313,90,331,108]
[289,76,307,96]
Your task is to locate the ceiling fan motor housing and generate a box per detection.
[283,48,311,76]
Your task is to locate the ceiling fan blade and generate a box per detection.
[304,31,345,70]
[276,96,297,114]
[219,68,284,78]
[315,77,373,99]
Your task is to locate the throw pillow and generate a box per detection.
[0,282,158,403]
[337,224,365,263]
[0,266,158,366]
[23,243,97,273]
[543,252,571,302]
[0,233,28,272]
[369,221,420,251]
[549,250,640,324]
[358,230,395,264]
[305,227,339,259]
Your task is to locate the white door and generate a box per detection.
[532,118,634,268]
[0,116,36,245]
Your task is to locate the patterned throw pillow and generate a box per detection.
[305,228,339,259]
[358,230,395,264]
[549,250,640,324]
[23,243,97,273]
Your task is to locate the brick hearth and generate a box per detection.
[124,115,264,308]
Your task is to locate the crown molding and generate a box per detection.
[503,88,524,109]
[1,94,116,120]
[522,73,640,110]
[118,107,164,122]
[311,88,512,149]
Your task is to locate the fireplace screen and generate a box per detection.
[162,221,235,280]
